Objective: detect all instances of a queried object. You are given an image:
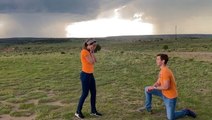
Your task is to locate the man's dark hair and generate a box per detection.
[157,54,169,65]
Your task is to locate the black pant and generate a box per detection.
[77,71,97,113]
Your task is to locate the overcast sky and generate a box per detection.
[0,0,212,38]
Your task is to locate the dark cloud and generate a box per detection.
[0,0,100,15]
[134,0,212,20]
[0,0,212,37]
[130,0,212,33]
[1,0,211,18]
[0,13,90,37]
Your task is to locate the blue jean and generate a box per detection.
[76,71,97,113]
[144,86,187,120]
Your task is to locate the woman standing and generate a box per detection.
[75,38,102,119]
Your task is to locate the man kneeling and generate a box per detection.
[139,54,196,120]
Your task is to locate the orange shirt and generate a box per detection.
[81,49,94,73]
[159,66,178,99]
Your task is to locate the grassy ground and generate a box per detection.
[0,38,211,120]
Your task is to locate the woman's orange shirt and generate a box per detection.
[81,49,94,73]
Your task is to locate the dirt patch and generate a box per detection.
[2,48,16,52]
[0,114,36,120]
[1,101,19,111]
[0,100,36,120]
[27,99,39,105]
[168,52,212,62]
[45,101,65,107]
[194,88,211,94]
[47,90,55,97]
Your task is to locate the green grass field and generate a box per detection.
[0,37,211,120]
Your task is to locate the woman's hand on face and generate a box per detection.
[90,46,96,53]
[93,44,97,50]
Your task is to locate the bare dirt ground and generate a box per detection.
[0,115,36,120]
[167,52,212,62]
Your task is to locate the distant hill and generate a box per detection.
[0,38,73,45]
[0,34,212,44]
[104,34,212,41]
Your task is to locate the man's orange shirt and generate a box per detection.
[81,49,94,73]
[159,66,178,99]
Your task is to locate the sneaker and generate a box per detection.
[90,111,102,116]
[185,109,197,118]
[75,112,85,119]
[138,106,152,113]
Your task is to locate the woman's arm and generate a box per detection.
[85,55,95,64]
[85,50,97,64]
[90,45,97,63]
[90,52,97,63]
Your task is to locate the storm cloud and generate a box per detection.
[0,0,211,37]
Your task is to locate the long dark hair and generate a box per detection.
[82,38,96,50]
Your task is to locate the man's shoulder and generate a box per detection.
[161,67,173,75]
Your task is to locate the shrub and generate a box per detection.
[61,52,65,54]
[163,45,169,50]
[94,44,101,53]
